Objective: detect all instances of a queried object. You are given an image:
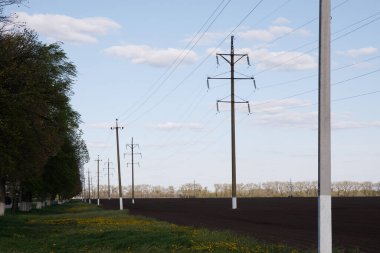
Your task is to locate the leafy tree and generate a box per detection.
[0,29,88,214]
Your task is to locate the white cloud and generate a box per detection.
[238,26,292,42]
[337,47,378,58]
[240,48,317,71]
[14,12,121,43]
[104,44,198,67]
[146,122,203,131]
[272,17,290,25]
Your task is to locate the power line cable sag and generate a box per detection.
[116,0,229,120]
[119,0,232,123]
[251,67,380,109]
[134,0,354,160]
[128,0,266,124]
[252,13,380,77]
[128,0,352,125]
[135,0,297,149]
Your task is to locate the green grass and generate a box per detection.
[0,201,358,253]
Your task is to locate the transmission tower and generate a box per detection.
[207,35,255,209]
[95,155,102,206]
[103,158,114,200]
[111,118,124,210]
[125,137,141,204]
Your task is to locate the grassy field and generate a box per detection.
[0,201,354,253]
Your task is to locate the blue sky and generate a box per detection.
[6,0,380,189]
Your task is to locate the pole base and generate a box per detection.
[119,197,123,210]
[318,194,332,253]
[232,197,237,209]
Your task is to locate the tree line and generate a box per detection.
[85,181,380,199]
[0,0,89,215]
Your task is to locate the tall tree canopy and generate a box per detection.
[0,28,89,214]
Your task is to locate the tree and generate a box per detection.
[0,29,88,214]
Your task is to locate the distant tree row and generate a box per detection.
[0,1,89,215]
[85,181,380,199]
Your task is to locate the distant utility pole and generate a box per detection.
[289,178,294,197]
[318,0,332,252]
[103,158,114,200]
[82,176,86,202]
[193,180,196,198]
[125,137,141,204]
[207,35,255,210]
[90,177,94,202]
[95,155,102,206]
[87,170,91,204]
[111,118,124,210]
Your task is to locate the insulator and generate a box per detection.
[253,77,256,89]
[216,56,219,66]
[247,102,251,114]
[216,102,219,113]
[207,78,210,90]
[247,56,251,66]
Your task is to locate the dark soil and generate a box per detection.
[99,197,380,252]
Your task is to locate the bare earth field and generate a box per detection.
[100,197,380,252]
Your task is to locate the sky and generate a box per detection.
[6,0,380,189]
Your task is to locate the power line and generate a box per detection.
[251,67,380,109]
[258,55,380,90]
[118,0,232,122]
[126,0,354,125]
[160,66,380,163]
[123,0,292,152]
[127,0,265,124]
[253,12,380,77]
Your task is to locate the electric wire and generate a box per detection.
[127,0,266,124]
[116,0,229,121]
[119,0,233,123]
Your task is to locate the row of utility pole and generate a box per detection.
[84,119,141,210]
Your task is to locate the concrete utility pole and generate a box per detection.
[207,36,255,209]
[111,119,124,210]
[193,180,196,198]
[87,170,91,204]
[95,155,102,206]
[126,137,141,204]
[90,177,93,202]
[82,176,86,202]
[103,158,114,200]
[318,0,332,252]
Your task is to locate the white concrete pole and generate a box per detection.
[318,0,332,252]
